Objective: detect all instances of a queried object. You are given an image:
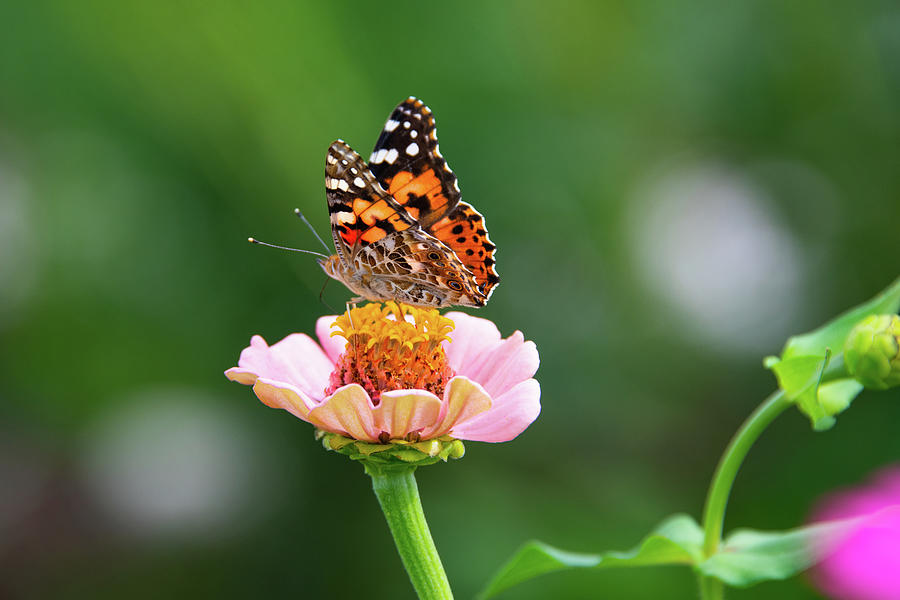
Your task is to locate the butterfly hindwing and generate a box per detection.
[429,202,500,300]
[325,140,416,262]
[368,97,461,229]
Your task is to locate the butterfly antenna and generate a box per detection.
[294,209,332,253]
[247,237,328,259]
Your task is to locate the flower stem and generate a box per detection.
[698,573,724,600]
[366,464,454,599]
[701,390,791,557]
[697,390,792,598]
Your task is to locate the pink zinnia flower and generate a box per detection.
[810,466,900,600]
[225,302,540,445]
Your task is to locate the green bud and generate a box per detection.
[843,314,900,390]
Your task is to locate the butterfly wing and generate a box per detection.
[429,202,500,301]
[325,139,417,263]
[368,97,461,229]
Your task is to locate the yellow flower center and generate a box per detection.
[325,302,456,405]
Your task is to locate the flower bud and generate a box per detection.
[844,314,900,390]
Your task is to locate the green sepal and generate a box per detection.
[480,514,863,598]
[478,514,704,599]
[765,351,832,430]
[781,276,900,360]
[317,429,465,468]
[816,379,864,416]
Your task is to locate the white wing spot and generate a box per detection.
[338,179,349,192]
[385,148,399,164]
[453,180,460,192]
[350,167,358,175]
[385,119,400,132]
[410,130,418,139]
[403,121,411,129]
[326,154,337,165]
[406,142,420,156]
[341,159,348,166]
[370,148,388,164]
[353,177,365,188]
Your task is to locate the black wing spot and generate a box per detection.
[374,219,397,234]
[404,193,431,211]
[451,224,464,235]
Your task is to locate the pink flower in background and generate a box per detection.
[810,466,900,600]
[225,303,540,444]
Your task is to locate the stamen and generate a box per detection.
[325,303,456,412]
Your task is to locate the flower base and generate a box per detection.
[317,429,466,467]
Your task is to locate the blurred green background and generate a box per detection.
[1,1,898,598]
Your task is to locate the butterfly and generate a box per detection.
[318,97,499,308]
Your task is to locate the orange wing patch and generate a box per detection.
[385,168,453,226]
[429,202,499,298]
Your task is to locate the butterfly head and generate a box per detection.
[318,254,345,284]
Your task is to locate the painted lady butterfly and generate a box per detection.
[318,97,499,308]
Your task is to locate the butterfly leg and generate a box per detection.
[345,301,358,330]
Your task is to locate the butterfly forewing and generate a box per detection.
[325,140,416,261]
[368,97,461,229]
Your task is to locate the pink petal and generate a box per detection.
[373,390,442,439]
[227,334,333,401]
[424,376,492,439]
[251,378,320,421]
[316,316,346,363]
[460,331,539,397]
[814,507,900,600]
[307,384,380,442]
[451,379,541,442]
[224,367,258,385]
[443,312,502,374]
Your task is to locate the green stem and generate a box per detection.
[367,464,454,600]
[700,390,791,557]
[696,390,791,599]
[698,573,724,600]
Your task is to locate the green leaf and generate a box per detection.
[782,276,900,360]
[480,511,894,597]
[478,514,703,599]
[698,517,863,587]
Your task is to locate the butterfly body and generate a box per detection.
[319,97,499,308]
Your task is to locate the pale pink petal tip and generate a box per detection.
[811,465,900,600]
[425,377,492,439]
[226,333,334,401]
[451,379,541,442]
